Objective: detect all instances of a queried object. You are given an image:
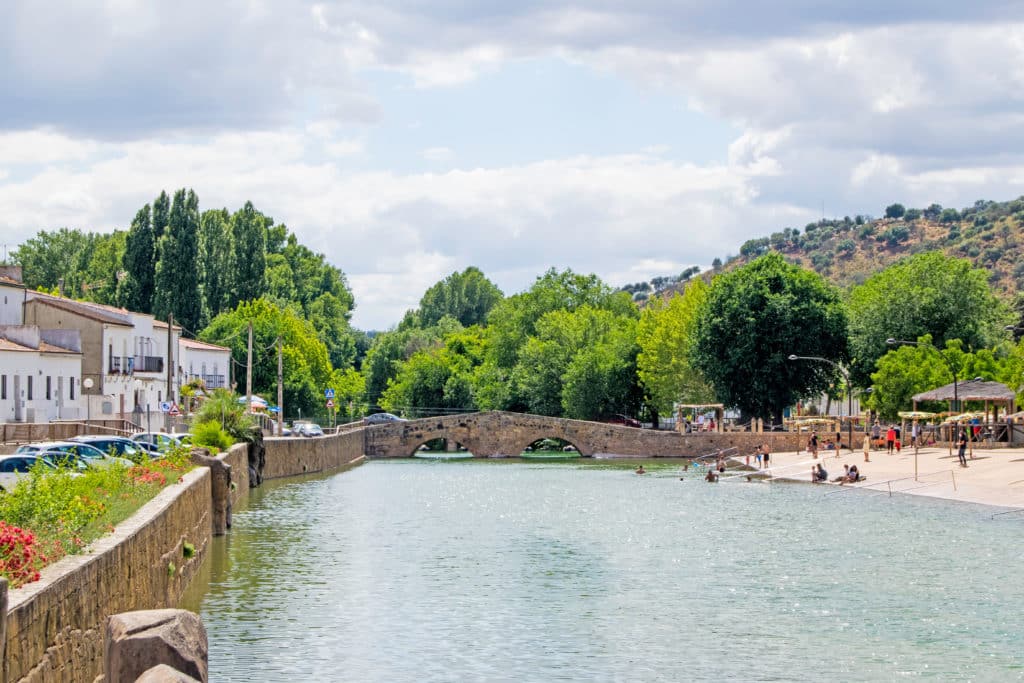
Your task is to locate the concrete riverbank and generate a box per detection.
[755,444,1024,509]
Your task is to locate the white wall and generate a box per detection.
[0,283,23,325]
[180,346,230,390]
[0,350,83,423]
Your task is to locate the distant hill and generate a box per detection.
[623,196,1024,301]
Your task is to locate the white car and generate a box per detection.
[131,432,192,453]
[0,454,56,491]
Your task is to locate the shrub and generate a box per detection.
[191,389,258,443]
[0,522,46,587]
[192,420,233,452]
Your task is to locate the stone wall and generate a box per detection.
[3,468,212,683]
[262,429,365,480]
[364,411,810,458]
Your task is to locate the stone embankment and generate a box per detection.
[1,427,366,682]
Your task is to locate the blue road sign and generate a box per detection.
[324,388,335,399]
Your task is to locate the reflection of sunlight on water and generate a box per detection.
[193,460,1024,682]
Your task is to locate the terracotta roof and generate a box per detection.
[153,320,183,331]
[0,338,34,352]
[38,341,80,355]
[180,338,231,352]
[0,276,25,289]
[26,292,133,326]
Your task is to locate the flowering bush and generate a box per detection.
[0,521,45,587]
[0,446,193,588]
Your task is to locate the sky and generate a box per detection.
[2,1,1024,329]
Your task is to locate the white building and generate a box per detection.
[0,326,83,423]
[178,338,231,391]
[0,273,25,325]
[23,292,180,422]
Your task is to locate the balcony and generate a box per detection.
[134,356,164,373]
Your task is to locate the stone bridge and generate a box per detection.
[362,411,802,458]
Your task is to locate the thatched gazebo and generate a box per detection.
[911,379,1016,419]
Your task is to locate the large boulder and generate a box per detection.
[134,664,202,682]
[105,609,208,683]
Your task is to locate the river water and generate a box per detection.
[182,459,1024,681]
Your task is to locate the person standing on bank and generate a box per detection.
[871,421,882,450]
[957,429,969,467]
[809,431,819,459]
[863,433,871,463]
[885,425,896,454]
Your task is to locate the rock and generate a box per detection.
[135,663,202,682]
[106,609,208,683]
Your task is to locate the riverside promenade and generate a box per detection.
[758,443,1024,509]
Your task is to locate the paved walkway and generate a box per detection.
[742,443,1024,509]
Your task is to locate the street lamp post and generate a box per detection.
[788,354,853,454]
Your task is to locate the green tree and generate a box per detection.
[119,205,155,312]
[81,231,126,305]
[153,189,202,333]
[197,208,232,325]
[693,252,849,423]
[486,268,636,369]
[13,228,94,295]
[152,191,170,240]
[200,298,332,417]
[867,337,953,419]
[846,252,1009,385]
[510,306,640,418]
[228,201,268,307]
[885,203,906,219]
[636,280,715,419]
[418,266,503,327]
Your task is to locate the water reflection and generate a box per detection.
[185,460,1024,681]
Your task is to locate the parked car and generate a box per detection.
[0,455,56,491]
[70,435,149,461]
[363,412,407,425]
[603,414,642,428]
[131,432,191,453]
[38,450,92,472]
[295,422,324,437]
[17,441,133,468]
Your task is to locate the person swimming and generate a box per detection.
[635,465,646,475]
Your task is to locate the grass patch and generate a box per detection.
[0,447,194,588]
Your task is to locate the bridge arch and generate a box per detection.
[410,436,472,457]
[510,429,594,457]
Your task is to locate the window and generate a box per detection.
[1,375,6,400]
[27,376,33,400]
[46,376,52,400]
[70,377,75,400]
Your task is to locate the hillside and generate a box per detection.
[625,196,1024,301]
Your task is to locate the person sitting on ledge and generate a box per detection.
[812,463,828,482]
[833,464,850,483]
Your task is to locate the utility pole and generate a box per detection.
[277,336,284,436]
[166,314,175,403]
[166,313,174,430]
[246,321,253,416]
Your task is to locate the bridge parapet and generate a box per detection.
[363,411,803,458]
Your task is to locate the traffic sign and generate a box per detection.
[324,388,335,399]
[326,398,335,409]
[159,401,172,413]
[168,403,181,417]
